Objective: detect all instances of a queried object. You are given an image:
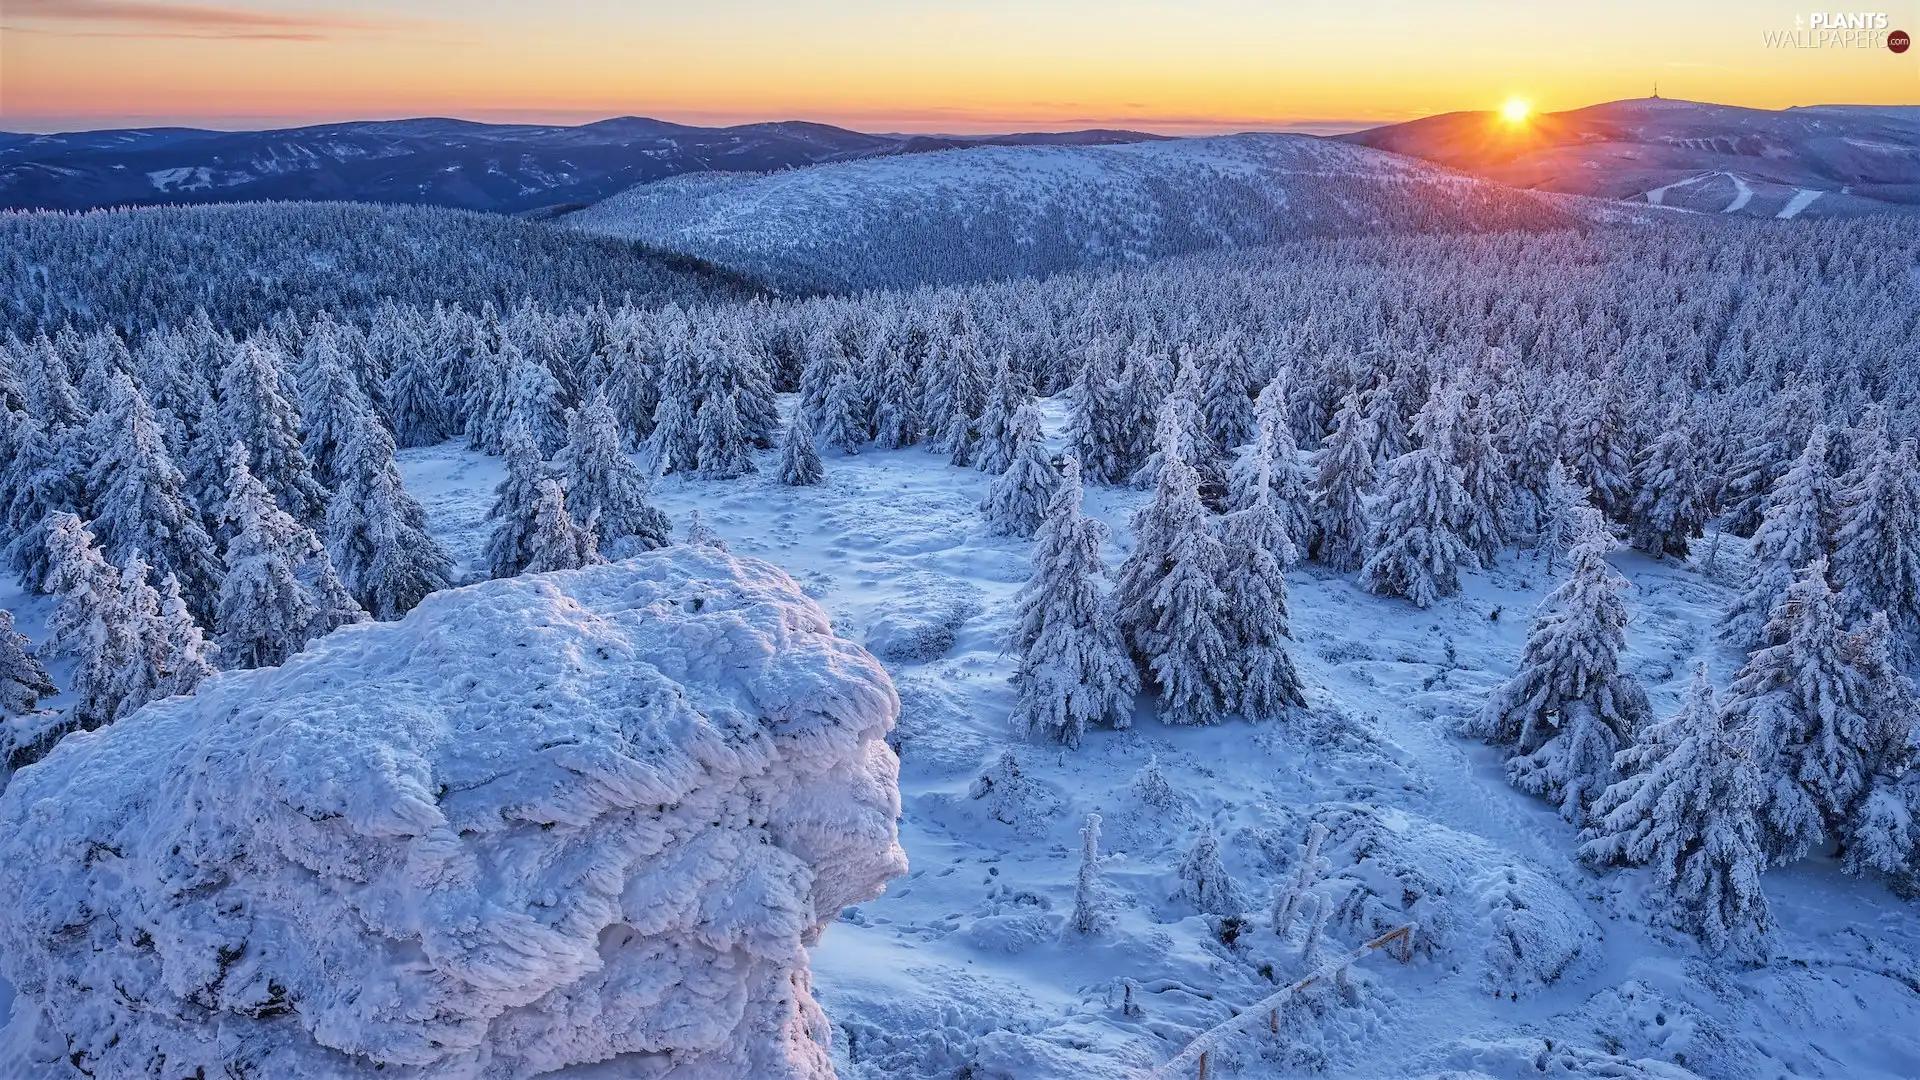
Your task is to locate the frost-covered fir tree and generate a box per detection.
[1069,336,1133,485]
[1561,383,1633,519]
[1114,413,1235,726]
[1219,454,1307,721]
[1722,427,1835,650]
[323,409,453,619]
[383,349,448,449]
[522,479,603,574]
[219,341,329,526]
[1626,408,1709,560]
[0,609,55,716]
[817,371,867,457]
[1446,386,1511,565]
[684,508,728,551]
[1358,399,1475,608]
[778,410,825,487]
[871,341,924,450]
[40,514,139,729]
[2,412,87,592]
[1720,560,1889,862]
[1831,432,1920,646]
[1174,825,1249,916]
[1200,334,1258,453]
[1538,459,1590,575]
[85,372,220,619]
[1580,661,1771,959]
[1072,813,1111,934]
[982,405,1058,539]
[298,349,375,492]
[216,449,354,670]
[485,424,555,579]
[695,392,757,479]
[504,348,569,457]
[553,394,670,555]
[151,571,217,699]
[972,354,1027,475]
[1227,386,1313,556]
[1310,388,1375,570]
[1010,457,1137,746]
[1470,513,1650,825]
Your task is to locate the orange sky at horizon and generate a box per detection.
[3,1,1915,134]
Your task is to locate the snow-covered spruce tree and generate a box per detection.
[1358,401,1475,608]
[696,392,758,480]
[1470,514,1650,825]
[1069,336,1133,485]
[219,340,330,527]
[817,371,867,457]
[1722,426,1836,650]
[85,371,221,619]
[323,409,453,620]
[1219,454,1306,721]
[1446,386,1511,565]
[1580,661,1771,959]
[982,405,1058,539]
[1720,560,1890,862]
[972,354,1027,475]
[382,348,448,449]
[1072,813,1111,935]
[778,410,826,487]
[298,348,375,492]
[1200,333,1258,453]
[523,479,603,574]
[1009,456,1137,746]
[1272,822,1330,937]
[871,340,924,450]
[1831,432,1920,645]
[40,513,138,729]
[1538,459,1591,575]
[217,447,358,670]
[553,394,671,555]
[1832,613,1920,888]
[1561,383,1633,520]
[151,571,217,699]
[484,424,553,580]
[1626,408,1709,560]
[1509,412,1565,547]
[504,347,569,457]
[684,508,728,552]
[0,608,56,716]
[2,413,87,592]
[1114,414,1235,726]
[1722,382,1823,538]
[1174,825,1249,916]
[1228,387,1313,555]
[1310,388,1375,570]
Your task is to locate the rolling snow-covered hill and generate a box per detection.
[0,117,1161,216]
[1342,98,1920,219]
[563,133,1574,291]
[0,200,760,335]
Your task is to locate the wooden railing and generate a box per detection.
[1145,924,1416,1080]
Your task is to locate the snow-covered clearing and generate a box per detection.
[1776,189,1824,220]
[392,396,1920,1079]
[1722,174,1754,213]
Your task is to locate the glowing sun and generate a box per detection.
[1501,98,1532,125]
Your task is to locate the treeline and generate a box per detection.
[0,200,762,338]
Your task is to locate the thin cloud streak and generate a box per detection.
[9,0,410,37]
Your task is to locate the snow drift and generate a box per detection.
[0,547,906,1079]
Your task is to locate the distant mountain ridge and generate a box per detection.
[1341,98,1920,218]
[0,117,1163,215]
[564,132,1574,292]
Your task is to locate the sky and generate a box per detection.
[2,1,1916,134]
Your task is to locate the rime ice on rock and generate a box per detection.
[0,547,907,1079]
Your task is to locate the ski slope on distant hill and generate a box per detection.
[564,134,1573,292]
[1344,98,1920,220]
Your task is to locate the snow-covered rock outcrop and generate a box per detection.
[0,547,906,1079]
